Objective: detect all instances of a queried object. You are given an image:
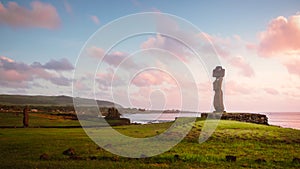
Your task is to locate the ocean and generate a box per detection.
[262,112,300,130]
[123,112,300,130]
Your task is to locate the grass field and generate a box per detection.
[0,112,300,168]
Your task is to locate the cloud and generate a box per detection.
[63,0,72,14]
[96,70,125,90]
[0,56,72,88]
[141,34,189,62]
[90,15,100,25]
[264,88,279,95]
[131,70,175,87]
[283,58,300,78]
[87,46,105,58]
[255,13,300,78]
[42,58,74,71]
[49,76,71,86]
[225,81,254,95]
[86,46,138,69]
[201,33,255,78]
[0,1,60,29]
[103,51,129,67]
[0,56,14,62]
[228,56,255,77]
[258,14,300,57]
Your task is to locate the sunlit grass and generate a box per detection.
[0,112,300,168]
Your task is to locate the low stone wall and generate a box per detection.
[201,113,268,125]
[106,118,131,126]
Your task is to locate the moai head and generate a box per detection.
[213,66,225,78]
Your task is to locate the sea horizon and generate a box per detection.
[123,112,300,130]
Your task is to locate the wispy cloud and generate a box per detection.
[90,15,100,25]
[264,88,279,95]
[228,55,255,77]
[63,0,72,15]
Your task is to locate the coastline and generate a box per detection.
[123,112,300,130]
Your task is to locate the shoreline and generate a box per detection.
[123,112,300,130]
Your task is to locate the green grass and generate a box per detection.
[0,113,300,168]
[0,112,80,127]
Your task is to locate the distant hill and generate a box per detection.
[0,94,117,107]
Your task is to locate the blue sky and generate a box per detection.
[1,0,299,63]
[1,0,300,112]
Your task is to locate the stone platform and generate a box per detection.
[201,113,268,125]
[105,118,130,126]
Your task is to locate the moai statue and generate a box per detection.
[213,66,225,112]
[23,105,29,127]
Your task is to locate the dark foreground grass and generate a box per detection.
[0,112,300,168]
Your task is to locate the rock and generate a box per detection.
[63,148,75,156]
[69,155,83,160]
[96,146,103,150]
[112,156,119,161]
[293,157,300,163]
[39,153,49,160]
[255,158,266,163]
[226,155,237,162]
[89,156,97,160]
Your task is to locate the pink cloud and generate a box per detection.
[90,15,100,25]
[258,14,300,57]
[246,43,257,51]
[0,56,72,88]
[283,58,300,78]
[0,69,29,82]
[264,88,279,95]
[87,46,138,69]
[228,56,255,77]
[200,33,255,78]
[132,70,175,87]
[87,46,105,58]
[0,56,14,63]
[225,81,254,95]
[96,69,125,90]
[141,34,189,62]
[0,1,60,29]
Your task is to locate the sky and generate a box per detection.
[0,0,300,112]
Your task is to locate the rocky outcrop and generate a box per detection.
[201,113,268,125]
[104,107,130,126]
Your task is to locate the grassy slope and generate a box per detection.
[0,94,115,106]
[0,113,300,169]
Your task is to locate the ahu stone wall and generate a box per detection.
[201,113,268,125]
